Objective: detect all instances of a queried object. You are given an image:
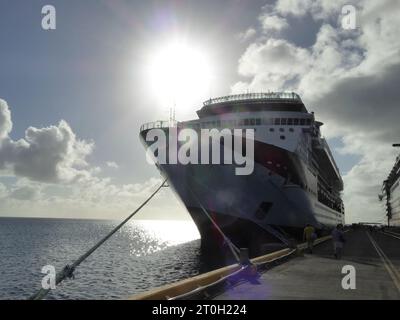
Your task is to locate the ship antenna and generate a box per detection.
[169,98,176,125]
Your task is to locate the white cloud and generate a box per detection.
[0,99,12,141]
[233,0,400,224]
[1,122,93,183]
[0,101,94,183]
[276,0,354,20]
[275,0,312,17]
[0,99,189,219]
[10,185,40,201]
[0,175,188,220]
[260,14,289,32]
[0,182,7,199]
[232,38,311,92]
[340,135,397,224]
[237,28,257,42]
[106,161,119,169]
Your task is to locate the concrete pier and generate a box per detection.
[131,226,400,300]
[213,228,400,300]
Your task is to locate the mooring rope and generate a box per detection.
[29,177,168,300]
[186,185,241,262]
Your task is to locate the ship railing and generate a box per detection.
[139,120,177,133]
[320,138,341,177]
[203,92,302,106]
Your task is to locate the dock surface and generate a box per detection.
[213,228,400,300]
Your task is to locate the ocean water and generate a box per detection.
[0,218,201,300]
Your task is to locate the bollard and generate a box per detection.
[239,248,258,278]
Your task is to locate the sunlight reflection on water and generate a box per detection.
[134,219,200,244]
[0,218,202,299]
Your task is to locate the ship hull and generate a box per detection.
[140,129,344,257]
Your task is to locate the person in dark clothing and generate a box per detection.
[331,224,345,259]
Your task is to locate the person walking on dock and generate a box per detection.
[332,224,345,259]
[303,224,316,254]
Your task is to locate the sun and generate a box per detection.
[147,41,212,113]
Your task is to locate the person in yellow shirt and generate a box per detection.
[303,224,316,254]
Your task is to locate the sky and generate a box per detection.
[0,0,399,224]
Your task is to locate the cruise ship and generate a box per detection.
[381,145,400,226]
[139,92,345,256]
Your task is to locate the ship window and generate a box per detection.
[289,128,294,132]
[306,119,311,125]
[250,119,255,125]
[279,128,284,132]
[216,120,221,127]
[294,118,299,125]
[264,118,273,125]
[287,118,293,125]
[255,118,261,125]
[300,119,305,125]
[280,135,286,140]
[244,119,250,126]
[274,118,280,125]
[269,128,274,132]
[281,118,287,125]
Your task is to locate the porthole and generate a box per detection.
[280,135,286,140]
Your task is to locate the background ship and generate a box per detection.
[381,144,400,226]
[140,92,345,257]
